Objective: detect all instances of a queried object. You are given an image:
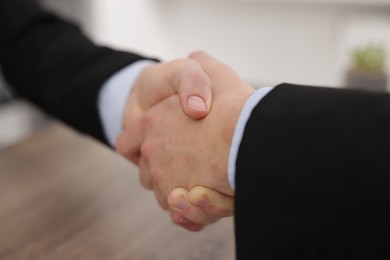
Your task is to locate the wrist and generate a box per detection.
[222,90,255,146]
[227,86,274,190]
[122,63,157,129]
[209,88,255,196]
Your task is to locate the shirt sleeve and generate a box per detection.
[97,60,157,147]
[228,86,274,191]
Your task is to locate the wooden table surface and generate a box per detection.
[0,121,235,260]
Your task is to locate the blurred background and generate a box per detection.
[1,0,390,148]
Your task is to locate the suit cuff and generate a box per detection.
[228,86,274,191]
[98,60,157,147]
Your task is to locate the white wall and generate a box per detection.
[88,0,390,89]
[89,0,170,59]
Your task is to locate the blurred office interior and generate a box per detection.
[1,0,390,148]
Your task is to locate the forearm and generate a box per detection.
[0,0,156,144]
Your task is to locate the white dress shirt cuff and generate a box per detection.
[98,60,157,147]
[228,86,274,191]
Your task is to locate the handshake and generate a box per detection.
[112,49,390,259]
[115,51,255,232]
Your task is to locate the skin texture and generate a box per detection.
[117,51,255,231]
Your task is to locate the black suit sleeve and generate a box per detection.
[235,83,390,260]
[0,0,158,144]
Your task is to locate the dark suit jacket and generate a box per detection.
[235,84,390,259]
[0,0,157,144]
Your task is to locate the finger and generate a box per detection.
[138,157,153,190]
[168,188,221,225]
[166,59,212,120]
[115,115,145,164]
[188,186,234,218]
[153,182,169,210]
[170,212,206,232]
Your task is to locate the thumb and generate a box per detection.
[132,59,212,121]
[166,58,212,120]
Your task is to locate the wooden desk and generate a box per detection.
[0,122,235,260]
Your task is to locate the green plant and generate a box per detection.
[351,44,387,74]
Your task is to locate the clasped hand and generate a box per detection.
[116,51,254,231]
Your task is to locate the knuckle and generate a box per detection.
[139,175,152,190]
[140,141,155,159]
[189,50,206,59]
[140,113,153,132]
[150,168,163,183]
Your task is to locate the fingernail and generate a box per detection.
[173,197,189,212]
[196,196,210,208]
[187,96,207,112]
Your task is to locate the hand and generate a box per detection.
[118,56,230,231]
[117,51,254,229]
